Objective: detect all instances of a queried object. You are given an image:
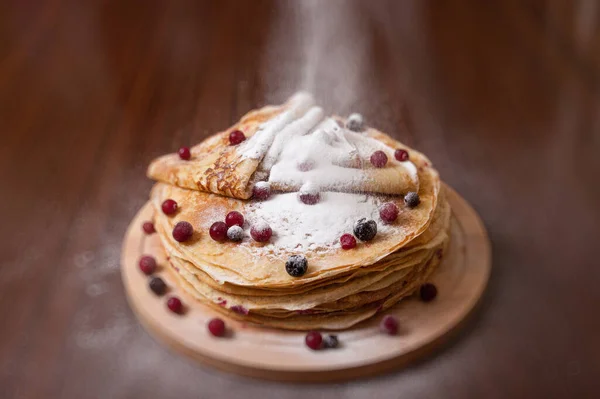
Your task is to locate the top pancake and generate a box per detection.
[147,93,420,199]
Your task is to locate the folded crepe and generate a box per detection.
[147,93,420,199]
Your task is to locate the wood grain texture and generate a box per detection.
[120,186,490,382]
[0,0,599,398]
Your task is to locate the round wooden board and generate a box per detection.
[121,185,491,382]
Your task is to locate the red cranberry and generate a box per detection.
[172,221,194,242]
[379,202,399,224]
[209,221,228,242]
[252,183,271,201]
[208,318,226,337]
[250,221,272,242]
[380,315,398,335]
[178,146,191,160]
[142,221,155,234]
[225,211,244,227]
[370,151,388,168]
[299,192,320,205]
[394,149,409,162]
[167,296,183,314]
[340,234,357,250]
[305,331,322,350]
[161,199,178,215]
[229,130,246,145]
[138,255,157,275]
[420,283,438,302]
[297,159,315,172]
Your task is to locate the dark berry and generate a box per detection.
[346,113,364,131]
[161,199,178,215]
[404,192,420,208]
[250,221,272,242]
[172,221,194,242]
[208,318,226,337]
[227,225,244,241]
[252,182,271,201]
[420,283,438,302]
[285,255,308,277]
[138,255,156,275]
[229,130,246,145]
[142,221,155,234]
[380,315,398,335]
[379,202,399,224]
[340,234,357,250]
[353,218,377,241]
[323,335,339,349]
[178,146,191,160]
[370,151,388,168]
[167,296,183,314]
[149,277,167,296]
[394,149,409,162]
[305,331,322,350]
[209,221,228,242]
[225,211,244,227]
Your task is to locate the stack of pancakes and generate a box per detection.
[145,93,450,330]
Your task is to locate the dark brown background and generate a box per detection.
[1,1,599,398]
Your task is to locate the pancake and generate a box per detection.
[140,92,452,330]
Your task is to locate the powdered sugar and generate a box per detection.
[251,219,271,233]
[245,191,395,252]
[254,181,271,190]
[267,117,418,192]
[237,92,315,159]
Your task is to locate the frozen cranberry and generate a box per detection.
[172,221,194,242]
[379,202,399,224]
[250,221,272,242]
[167,296,183,314]
[138,255,156,275]
[229,130,246,145]
[252,182,271,201]
[299,192,320,205]
[227,225,244,242]
[142,221,155,234]
[340,234,357,250]
[208,318,226,337]
[305,331,322,350]
[225,211,244,227]
[380,315,399,335]
[209,221,228,242]
[178,146,191,160]
[161,199,178,215]
[394,149,409,162]
[298,182,320,205]
[370,150,388,168]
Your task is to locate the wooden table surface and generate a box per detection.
[1,1,599,398]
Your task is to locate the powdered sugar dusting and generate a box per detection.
[251,219,271,233]
[245,192,396,252]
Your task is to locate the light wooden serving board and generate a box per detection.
[121,185,491,382]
